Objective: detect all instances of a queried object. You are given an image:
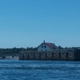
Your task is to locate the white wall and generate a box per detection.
[38,44,52,52]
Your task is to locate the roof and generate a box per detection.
[38,42,57,49]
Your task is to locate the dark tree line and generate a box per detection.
[0,47,37,56]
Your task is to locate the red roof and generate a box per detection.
[38,42,57,49]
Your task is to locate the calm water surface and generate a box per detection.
[0,60,80,80]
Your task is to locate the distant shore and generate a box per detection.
[0,56,19,60]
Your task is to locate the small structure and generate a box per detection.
[37,41,57,52]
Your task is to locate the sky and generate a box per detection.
[0,0,80,48]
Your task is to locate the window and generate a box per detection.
[42,46,43,48]
[45,46,46,48]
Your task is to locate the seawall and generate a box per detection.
[19,49,75,60]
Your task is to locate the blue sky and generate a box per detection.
[0,0,80,48]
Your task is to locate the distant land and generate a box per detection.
[0,46,80,56]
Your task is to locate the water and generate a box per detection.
[0,60,80,80]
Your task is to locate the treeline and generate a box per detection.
[0,47,37,56]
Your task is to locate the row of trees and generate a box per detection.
[0,47,37,56]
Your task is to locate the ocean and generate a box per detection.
[0,60,80,80]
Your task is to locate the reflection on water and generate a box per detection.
[0,60,80,80]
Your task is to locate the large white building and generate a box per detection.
[37,41,57,52]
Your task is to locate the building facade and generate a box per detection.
[37,41,57,52]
